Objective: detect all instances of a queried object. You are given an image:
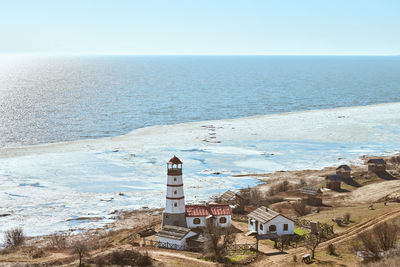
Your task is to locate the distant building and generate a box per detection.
[367,158,387,172]
[219,190,245,212]
[336,165,351,179]
[301,187,323,206]
[247,206,294,236]
[326,174,342,190]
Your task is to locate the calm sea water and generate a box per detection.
[1,56,400,148]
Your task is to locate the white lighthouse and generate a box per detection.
[162,156,187,227]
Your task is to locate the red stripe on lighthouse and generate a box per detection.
[166,196,185,200]
[167,184,183,187]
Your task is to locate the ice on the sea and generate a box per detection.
[1,102,400,236]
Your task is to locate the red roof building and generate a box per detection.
[186,203,232,217]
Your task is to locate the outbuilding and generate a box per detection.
[247,206,294,236]
[157,225,197,250]
[336,165,351,179]
[300,187,323,206]
[368,158,387,172]
[219,190,245,212]
[326,174,342,190]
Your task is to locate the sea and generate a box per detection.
[0,55,400,236]
[1,55,400,148]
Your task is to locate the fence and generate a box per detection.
[143,238,256,253]
[293,218,335,239]
[143,239,185,250]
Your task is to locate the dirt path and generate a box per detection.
[149,250,219,266]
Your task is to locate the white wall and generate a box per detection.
[158,231,197,250]
[214,215,231,227]
[250,215,294,236]
[186,216,206,228]
[165,174,186,213]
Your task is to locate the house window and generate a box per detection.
[250,220,253,226]
[193,218,201,225]
[284,224,288,231]
[269,225,276,232]
[174,190,177,194]
[219,217,227,224]
[260,224,263,230]
[174,202,178,207]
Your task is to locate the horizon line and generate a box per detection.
[0,53,399,57]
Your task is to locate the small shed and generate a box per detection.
[326,174,342,190]
[367,158,387,172]
[157,225,197,250]
[336,165,351,179]
[300,187,323,206]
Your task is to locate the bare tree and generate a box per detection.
[354,222,399,262]
[373,222,399,251]
[4,227,25,248]
[292,200,311,216]
[71,240,89,267]
[305,233,320,259]
[203,220,235,262]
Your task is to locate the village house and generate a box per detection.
[247,206,294,236]
[300,187,323,206]
[219,190,245,212]
[336,164,351,179]
[368,158,387,172]
[326,174,342,190]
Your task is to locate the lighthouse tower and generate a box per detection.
[162,156,187,227]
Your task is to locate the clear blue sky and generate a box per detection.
[1,0,399,55]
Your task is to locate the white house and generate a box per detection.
[186,203,232,228]
[248,206,294,236]
[157,225,197,250]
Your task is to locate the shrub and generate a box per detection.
[292,200,311,216]
[326,243,337,256]
[97,250,152,266]
[4,227,25,248]
[203,221,235,262]
[355,222,399,262]
[344,213,351,223]
[49,233,68,250]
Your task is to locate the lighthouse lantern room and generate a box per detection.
[162,156,187,227]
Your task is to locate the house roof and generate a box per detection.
[168,156,183,165]
[220,190,243,202]
[336,165,351,171]
[368,158,386,165]
[248,206,293,224]
[157,225,191,240]
[186,203,232,217]
[301,187,322,196]
[326,174,342,182]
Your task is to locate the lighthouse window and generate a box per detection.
[174,202,178,207]
[193,218,201,225]
[174,177,177,182]
[174,190,177,195]
[219,217,227,224]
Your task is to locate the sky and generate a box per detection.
[0,0,399,55]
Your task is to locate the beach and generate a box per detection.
[1,102,400,236]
